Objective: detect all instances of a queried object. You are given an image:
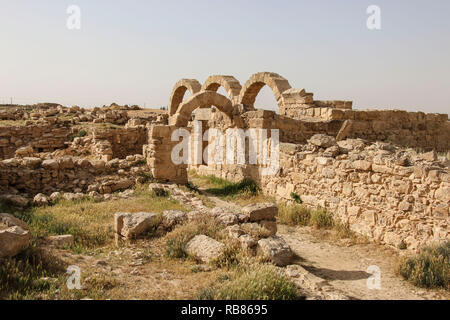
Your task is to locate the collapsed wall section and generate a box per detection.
[0,155,147,196]
[0,124,72,159]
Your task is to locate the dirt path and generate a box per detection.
[279,225,450,300]
[204,194,448,300]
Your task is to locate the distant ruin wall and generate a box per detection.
[0,155,146,195]
[92,126,148,161]
[0,125,72,160]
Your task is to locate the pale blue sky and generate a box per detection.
[0,0,449,114]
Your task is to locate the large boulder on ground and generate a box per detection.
[114,212,159,239]
[0,213,31,258]
[308,134,336,148]
[257,236,293,267]
[242,203,277,222]
[185,235,224,264]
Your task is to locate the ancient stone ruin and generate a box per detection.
[1,72,449,256]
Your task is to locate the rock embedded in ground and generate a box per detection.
[185,235,224,264]
[259,220,278,236]
[162,210,187,229]
[114,212,159,239]
[242,203,278,222]
[148,183,168,197]
[0,194,29,207]
[257,236,293,267]
[0,213,30,231]
[0,215,31,258]
[33,193,49,206]
[47,234,74,247]
[238,234,258,252]
[308,134,336,148]
[49,192,62,201]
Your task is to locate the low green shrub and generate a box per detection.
[199,265,300,300]
[309,207,334,229]
[278,204,311,226]
[397,241,449,289]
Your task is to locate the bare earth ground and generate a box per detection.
[279,225,449,300]
[206,192,450,300]
[6,183,448,300]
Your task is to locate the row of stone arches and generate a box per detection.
[168,72,293,120]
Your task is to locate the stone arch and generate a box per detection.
[169,79,202,116]
[238,72,292,111]
[170,91,234,127]
[201,75,242,104]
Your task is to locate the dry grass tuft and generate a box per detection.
[198,264,301,300]
[397,241,449,290]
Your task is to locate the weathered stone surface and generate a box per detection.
[238,234,258,251]
[0,213,29,231]
[0,194,29,207]
[0,214,30,258]
[149,183,168,197]
[242,203,277,222]
[308,134,336,148]
[185,235,224,263]
[211,208,240,226]
[115,212,158,239]
[257,236,293,266]
[0,226,31,258]
[33,193,49,206]
[162,210,187,229]
[47,234,74,247]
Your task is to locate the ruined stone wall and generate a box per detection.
[0,124,72,160]
[285,107,450,152]
[193,136,449,251]
[92,126,147,161]
[144,125,188,184]
[0,155,147,196]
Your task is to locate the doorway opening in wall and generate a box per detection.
[254,86,279,114]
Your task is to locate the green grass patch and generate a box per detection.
[277,204,333,229]
[204,177,260,199]
[309,207,334,229]
[1,183,186,251]
[278,204,311,226]
[0,245,66,299]
[198,265,301,300]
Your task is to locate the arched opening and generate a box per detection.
[238,72,292,113]
[254,85,279,113]
[201,75,242,105]
[168,79,201,116]
[171,91,234,128]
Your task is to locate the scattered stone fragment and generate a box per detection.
[185,235,224,264]
[257,236,293,266]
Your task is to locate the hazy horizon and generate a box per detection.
[1,0,449,115]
